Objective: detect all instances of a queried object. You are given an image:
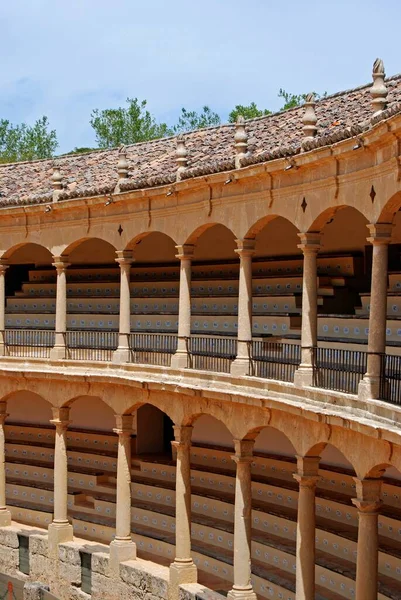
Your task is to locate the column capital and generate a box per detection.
[0,260,8,275]
[367,223,393,245]
[52,256,70,272]
[175,244,194,260]
[297,232,321,253]
[50,407,70,429]
[352,477,382,513]
[115,249,134,266]
[113,414,133,435]
[233,438,255,461]
[235,238,256,257]
[173,425,193,446]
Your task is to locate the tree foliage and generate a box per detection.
[171,106,221,134]
[229,102,271,122]
[0,116,58,164]
[90,97,170,148]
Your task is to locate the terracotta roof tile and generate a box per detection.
[1,74,401,208]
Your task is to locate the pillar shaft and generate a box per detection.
[50,257,70,359]
[0,263,8,355]
[293,456,320,600]
[113,251,133,363]
[228,440,257,600]
[110,414,136,569]
[170,426,197,588]
[352,478,382,600]
[231,239,255,377]
[48,407,73,552]
[359,224,392,399]
[171,245,194,369]
[0,402,11,526]
[294,234,321,387]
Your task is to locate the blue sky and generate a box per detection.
[1,0,400,154]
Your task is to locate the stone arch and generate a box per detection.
[249,424,297,458]
[4,390,53,425]
[125,231,178,262]
[68,396,116,432]
[246,215,301,259]
[61,393,117,416]
[60,237,117,264]
[185,223,237,262]
[2,242,53,264]
[306,205,369,254]
[191,414,234,449]
[244,214,299,241]
[376,191,401,224]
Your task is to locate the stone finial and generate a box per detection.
[234,115,248,168]
[371,58,388,116]
[51,163,63,202]
[302,93,317,143]
[117,146,129,179]
[176,135,188,181]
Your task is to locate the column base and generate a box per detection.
[227,586,258,600]
[112,347,131,364]
[0,342,6,357]
[109,538,136,572]
[169,559,197,587]
[230,357,251,377]
[48,521,73,555]
[358,376,381,401]
[170,351,189,370]
[49,345,67,360]
[0,508,11,527]
[294,365,314,387]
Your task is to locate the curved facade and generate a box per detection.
[0,63,400,599]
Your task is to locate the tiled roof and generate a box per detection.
[1,74,401,209]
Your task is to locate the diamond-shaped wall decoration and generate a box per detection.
[118,224,123,236]
[301,197,307,213]
[370,185,376,203]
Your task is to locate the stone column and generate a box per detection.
[294,233,321,387]
[48,407,73,554]
[113,250,134,363]
[359,223,392,400]
[110,414,136,571]
[50,256,70,360]
[171,245,194,369]
[0,261,8,356]
[228,439,257,600]
[170,426,197,589]
[352,478,382,600]
[293,456,320,600]
[231,239,255,377]
[0,402,11,526]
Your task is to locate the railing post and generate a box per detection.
[231,239,255,377]
[113,250,134,364]
[50,256,70,360]
[171,245,194,369]
[0,261,8,357]
[359,223,392,400]
[48,407,73,555]
[294,233,321,387]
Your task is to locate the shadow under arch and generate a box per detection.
[377,190,401,224]
[245,424,297,458]
[189,413,235,449]
[244,214,299,241]
[2,242,53,264]
[306,204,369,235]
[61,393,117,416]
[184,222,238,246]
[60,236,117,262]
[4,390,53,425]
[125,231,178,262]
[68,395,116,432]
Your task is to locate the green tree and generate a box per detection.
[278,89,326,111]
[0,116,58,163]
[90,98,169,148]
[171,106,221,134]
[229,102,270,122]
[63,147,96,156]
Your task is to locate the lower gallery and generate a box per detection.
[1,59,401,599]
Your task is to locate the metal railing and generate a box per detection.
[313,347,367,394]
[250,340,300,382]
[187,336,237,373]
[4,329,55,359]
[66,330,118,361]
[380,353,401,405]
[129,333,177,366]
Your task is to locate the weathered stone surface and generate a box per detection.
[29,534,49,557]
[59,542,81,566]
[23,582,50,600]
[0,527,19,548]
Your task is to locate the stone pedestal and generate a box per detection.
[171,246,194,370]
[48,408,73,555]
[170,426,197,591]
[113,251,134,365]
[359,224,392,400]
[49,257,70,360]
[294,234,321,387]
[352,478,382,600]
[230,240,255,377]
[293,456,320,600]
[227,440,257,600]
[110,415,136,572]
